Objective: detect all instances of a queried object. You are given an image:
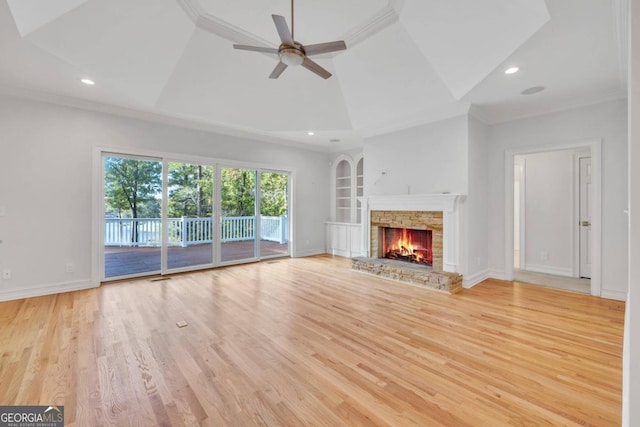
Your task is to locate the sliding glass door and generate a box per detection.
[103,154,163,278]
[167,162,215,270]
[102,153,291,280]
[260,171,290,258]
[220,167,257,263]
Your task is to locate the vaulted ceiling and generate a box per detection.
[0,0,627,150]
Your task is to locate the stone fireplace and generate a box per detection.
[352,194,464,293]
[370,210,443,271]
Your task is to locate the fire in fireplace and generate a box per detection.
[381,227,432,266]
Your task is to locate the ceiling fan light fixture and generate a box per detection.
[232,0,345,79]
[279,47,304,66]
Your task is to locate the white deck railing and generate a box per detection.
[104,216,288,247]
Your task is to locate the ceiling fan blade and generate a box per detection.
[272,15,293,44]
[302,57,332,79]
[233,44,278,54]
[269,61,288,79]
[304,41,347,56]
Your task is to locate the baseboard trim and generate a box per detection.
[601,289,627,301]
[463,270,489,288]
[294,248,326,258]
[0,279,98,302]
[522,264,573,277]
[488,269,506,280]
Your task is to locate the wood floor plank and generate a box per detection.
[0,255,624,426]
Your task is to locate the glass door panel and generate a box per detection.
[103,155,162,279]
[260,171,290,258]
[220,167,257,263]
[167,162,215,270]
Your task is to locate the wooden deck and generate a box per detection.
[0,255,625,426]
[105,241,289,278]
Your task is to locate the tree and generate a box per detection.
[104,157,162,243]
[260,172,288,216]
[168,163,213,218]
[221,168,256,217]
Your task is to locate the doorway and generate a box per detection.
[512,149,591,293]
[505,140,601,296]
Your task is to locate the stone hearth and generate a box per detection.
[352,257,462,294]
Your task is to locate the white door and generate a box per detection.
[579,156,592,278]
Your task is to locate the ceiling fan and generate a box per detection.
[233,0,346,79]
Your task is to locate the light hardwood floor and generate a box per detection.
[0,255,625,426]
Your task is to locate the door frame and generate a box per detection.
[504,139,602,297]
[92,145,295,285]
[574,151,592,278]
[514,156,526,270]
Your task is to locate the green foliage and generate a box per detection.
[168,163,213,218]
[260,172,288,216]
[104,159,288,221]
[221,168,256,217]
[104,157,162,219]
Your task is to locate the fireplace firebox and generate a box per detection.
[380,227,432,266]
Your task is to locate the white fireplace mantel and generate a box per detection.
[358,194,466,273]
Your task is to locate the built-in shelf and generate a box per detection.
[329,154,365,255]
[335,159,352,223]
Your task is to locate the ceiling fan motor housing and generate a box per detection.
[278,43,305,66]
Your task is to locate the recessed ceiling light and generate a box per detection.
[521,86,545,95]
[307,131,315,136]
[80,78,95,85]
[504,67,519,75]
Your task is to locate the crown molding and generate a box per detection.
[485,88,628,125]
[175,0,201,23]
[468,104,492,125]
[178,0,399,53]
[176,0,273,47]
[342,3,399,49]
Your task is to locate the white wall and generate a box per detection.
[0,95,330,301]
[487,99,628,299]
[623,0,640,424]
[363,115,468,196]
[465,115,489,285]
[520,149,575,276]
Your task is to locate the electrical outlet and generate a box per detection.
[2,269,11,280]
[477,257,481,266]
[65,263,75,273]
[541,250,549,261]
